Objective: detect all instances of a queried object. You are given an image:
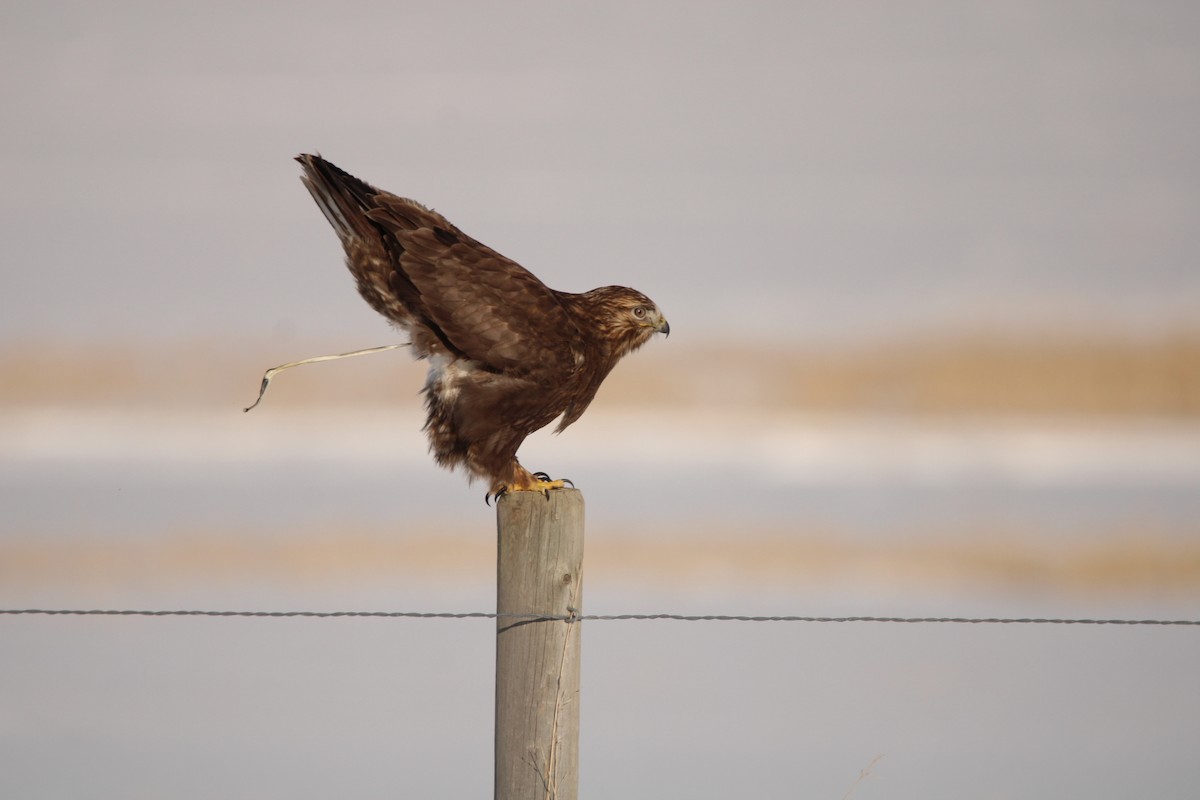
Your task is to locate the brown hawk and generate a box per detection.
[296,154,669,500]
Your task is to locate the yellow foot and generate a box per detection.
[485,473,575,505]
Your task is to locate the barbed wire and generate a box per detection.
[1,609,1197,625]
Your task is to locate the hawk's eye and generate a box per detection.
[632,306,647,318]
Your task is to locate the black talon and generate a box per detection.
[532,471,574,489]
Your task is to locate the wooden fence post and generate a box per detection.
[495,488,584,800]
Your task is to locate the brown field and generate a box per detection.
[3,524,1198,597]
[2,331,1199,417]
[7,331,1196,601]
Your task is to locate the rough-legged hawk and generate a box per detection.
[296,154,669,499]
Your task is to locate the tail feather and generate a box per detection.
[295,153,381,244]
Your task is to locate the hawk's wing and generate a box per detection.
[367,196,581,377]
[298,155,580,380]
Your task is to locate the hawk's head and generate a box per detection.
[582,286,669,358]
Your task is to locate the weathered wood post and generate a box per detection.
[495,489,584,800]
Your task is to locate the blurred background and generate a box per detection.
[2,2,1198,798]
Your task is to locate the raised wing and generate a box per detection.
[297,155,580,380]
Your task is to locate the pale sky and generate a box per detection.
[2,1,1198,345]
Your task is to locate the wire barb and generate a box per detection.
[1,609,1197,625]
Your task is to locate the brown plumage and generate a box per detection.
[296,154,669,498]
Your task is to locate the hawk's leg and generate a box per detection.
[486,464,574,504]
